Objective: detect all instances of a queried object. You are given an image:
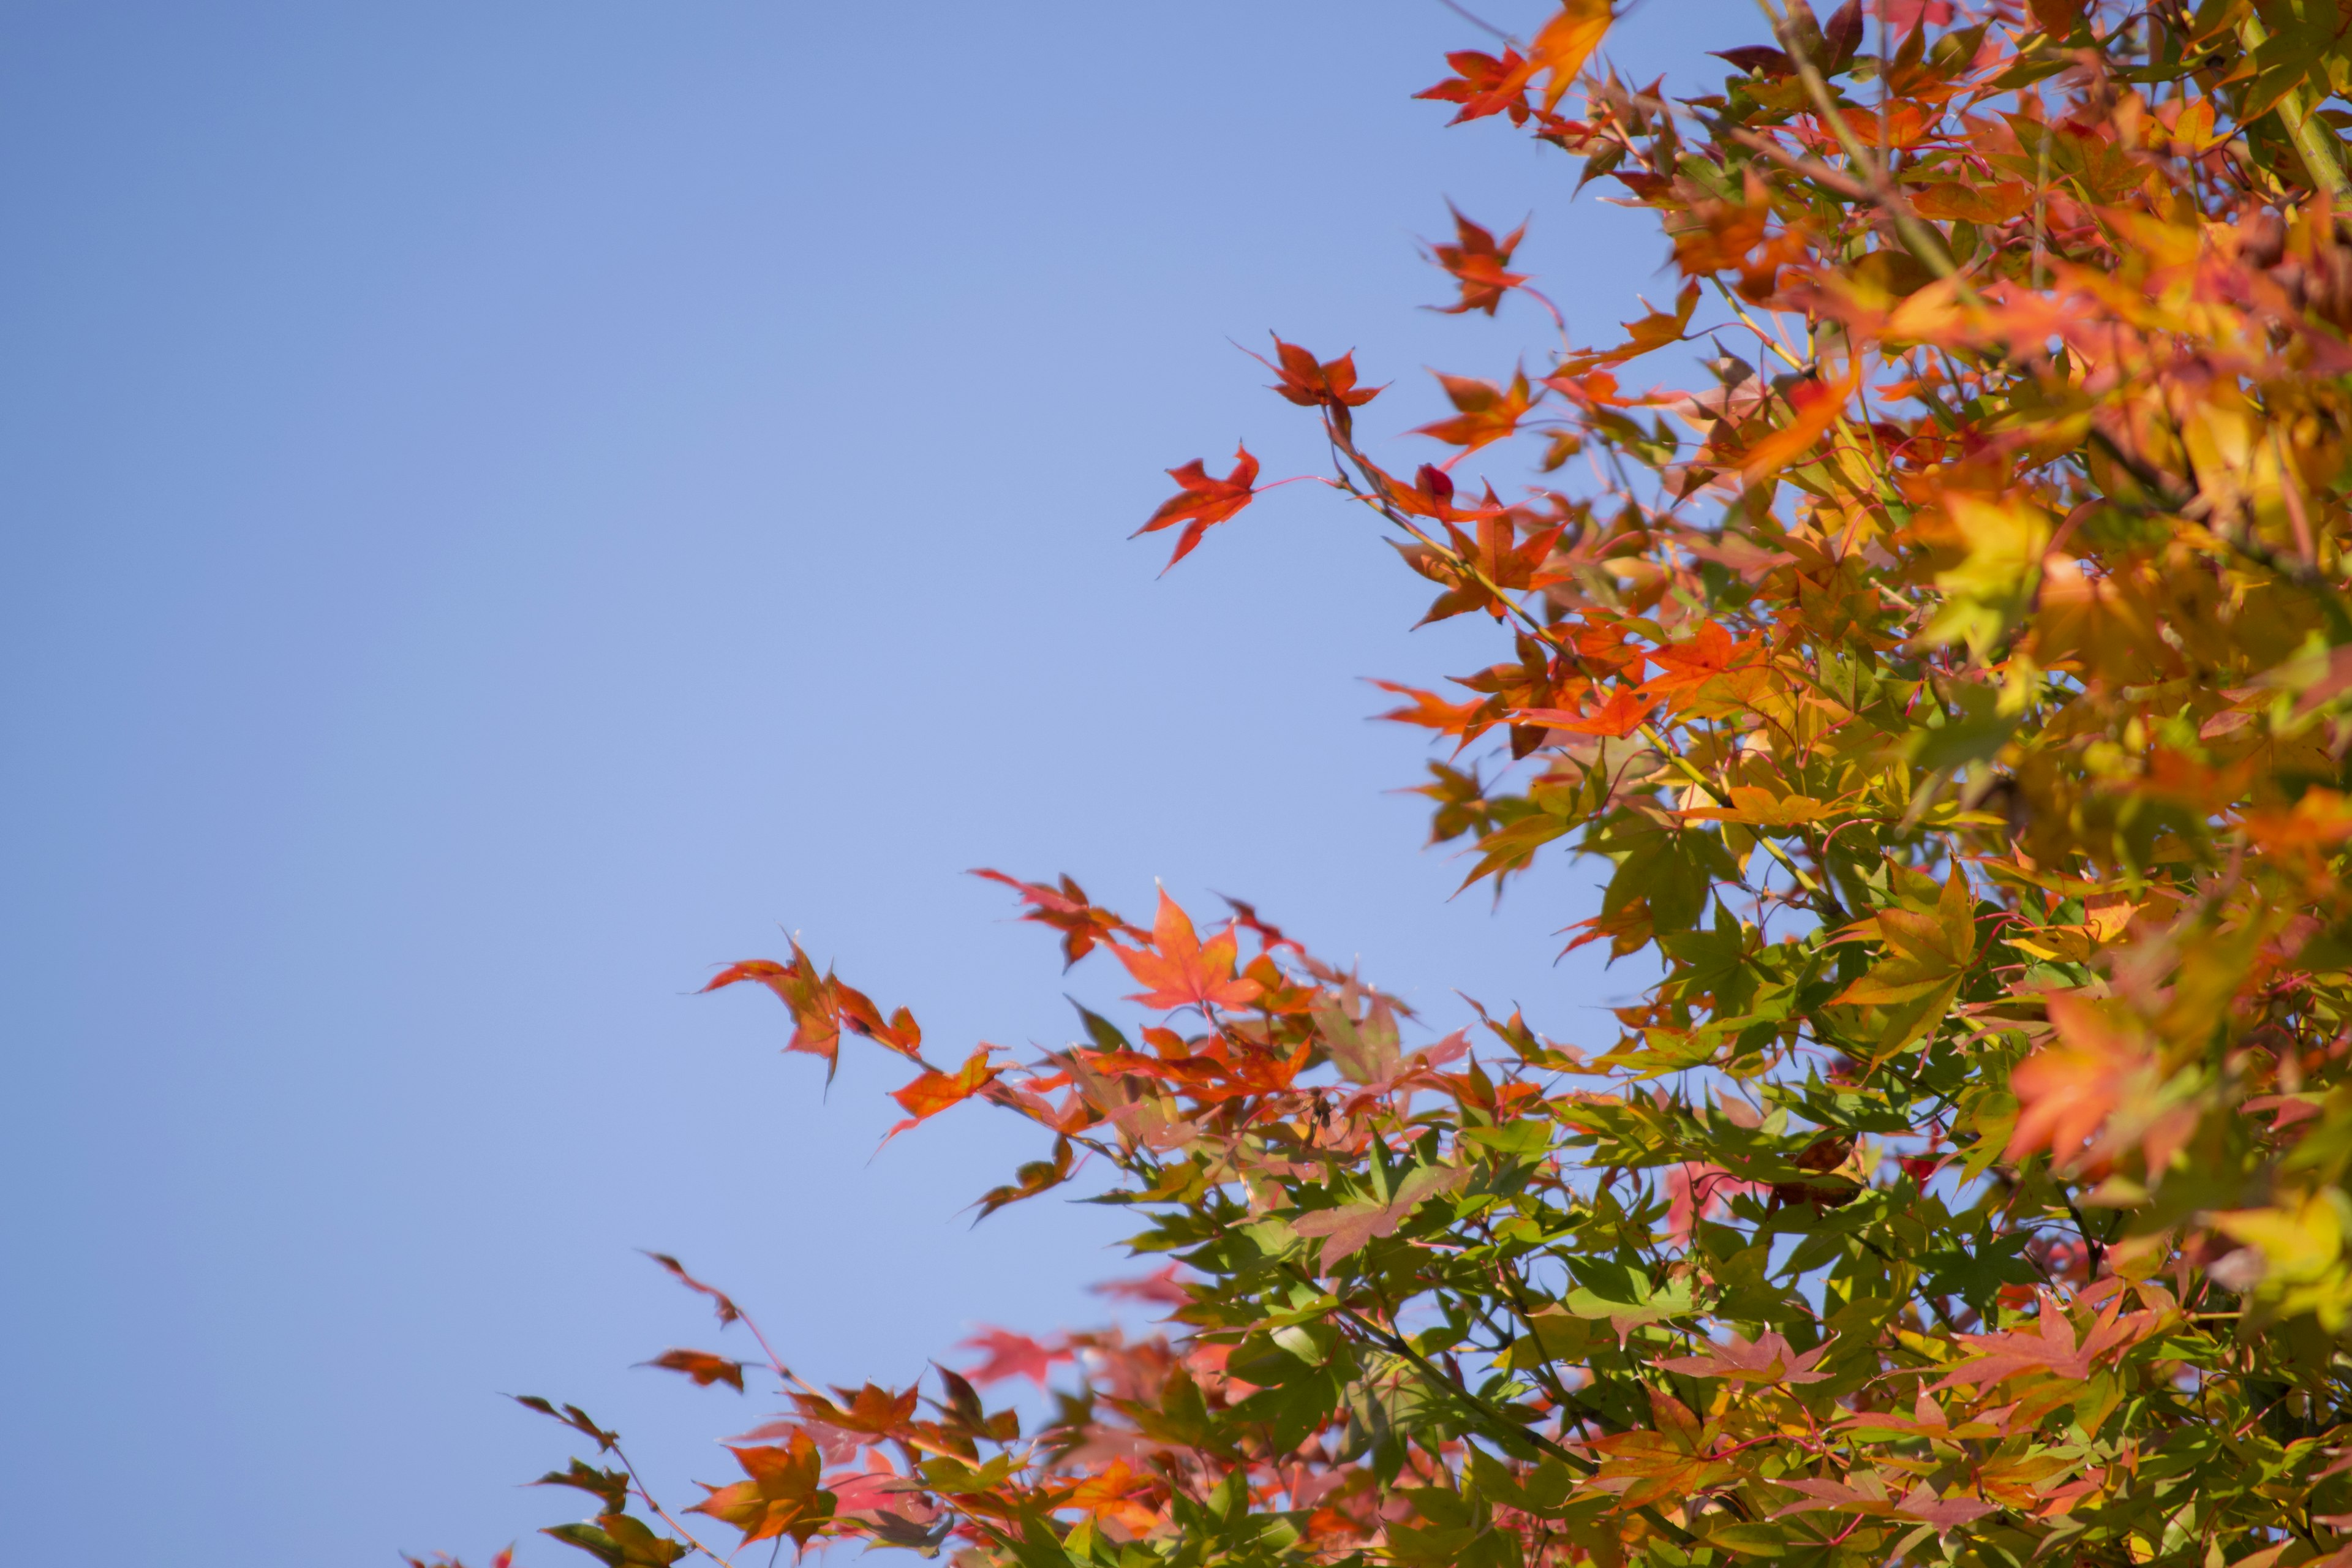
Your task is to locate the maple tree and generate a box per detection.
[419,3,2352,1568]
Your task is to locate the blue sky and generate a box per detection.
[0,1,1757,1561]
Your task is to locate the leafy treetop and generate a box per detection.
[417,4,2352,1568]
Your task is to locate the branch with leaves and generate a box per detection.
[421,4,2352,1567]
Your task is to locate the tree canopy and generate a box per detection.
[419,4,2352,1567]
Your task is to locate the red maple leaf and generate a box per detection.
[1091,1264,1191,1306]
[1415,47,1536,125]
[1927,1292,2152,1392]
[971,869,1134,967]
[1656,1330,1830,1385]
[1260,336,1382,410]
[1136,445,1259,570]
[1110,891,1263,1014]
[1430,208,1530,316]
[643,1349,748,1392]
[958,1327,1072,1386]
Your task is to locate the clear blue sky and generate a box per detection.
[0,2,1755,1561]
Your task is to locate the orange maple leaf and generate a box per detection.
[2004,995,2162,1175]
[1136,445,1259,569]
[1517,684,1660,737]
[1111,890,1263,1014]
[1738,359,1863,482]
[790,1381,920,1436]
[702,944,921,1074]
[885,1047,1001,1139]
[1638,620,1760,697]
[690,1431,835,1547]
[1415,371,1536,452]
[1371,679,1500,751]
[1529,0,1613,111]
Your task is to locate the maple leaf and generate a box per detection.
[1403,509,1570,624]
[1415,370,1536,452]
[1415,46,1538,125]
[701,946,844,1071]
[790,1382,919,1436]
[1831,868,1977,1009]
[959,1327,1073,1386]
[1517,684,1661,737]
[1738,360,1863,482]
[1373,679,1499,750]
[532,1460,631,1516]
[1061,1458,1157,1527]
[1091,1264,1191,1305]
[640,1349,747,1392]
[971,868,1131,967]
[689,1431,837,1548]
[1429,208,1529,316]
[2003,993,2155,1174]
[972,1134,1076,1223]
[1136,445,1259,570]
[1221,893,1305,957]
[1110,891,1262,1014]
[1926,1292,2151,1392]
[1896,1486,1999,1528]
[1656,1329,1831,1384]
[1553,282,1702,376]
[1292,1163,1468,1272]
[1260,335,1382,410]
[1529,0,1614,112]
[702,944,920,1075]
[826,1452,942,1537]
[1711,45,1793,77]
[1675,783,1837,828]
[1638,620,1761,698]
[884,1046,1001,1140]
[541,1516,688,1567]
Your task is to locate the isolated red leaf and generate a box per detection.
[1417,47,1539,123]
[1136,445,1259,569]
[1430,208,1529,316]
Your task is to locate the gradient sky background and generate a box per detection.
[1,1,1761,1561]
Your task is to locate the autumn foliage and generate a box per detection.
[421,4,2352,1568]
